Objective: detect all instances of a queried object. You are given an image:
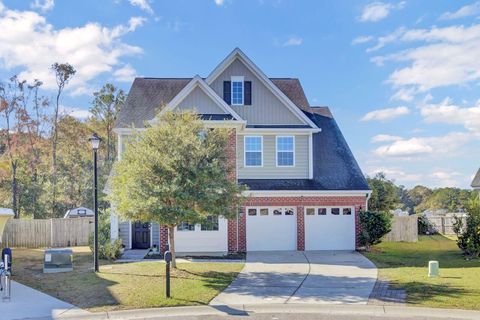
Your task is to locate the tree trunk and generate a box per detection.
[168,225,177,268]
[51,90,60,217]
[11,161,18,218]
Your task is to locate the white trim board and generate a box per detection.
[205,48,319,129]
[243,190,372,197]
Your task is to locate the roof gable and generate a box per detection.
[472,168,480,188]
[159,75,244,121]
[206,48,318,128]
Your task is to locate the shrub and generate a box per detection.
[359,210,392,251]
[88,209,123,260]
[418,214,436,235]
[453,197,480,258]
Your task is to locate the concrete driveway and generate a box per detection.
[210,251,377,305]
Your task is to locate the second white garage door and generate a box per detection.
[305,206,355,250]
[246,207,297,251]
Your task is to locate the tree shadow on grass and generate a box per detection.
[399,281,471,305]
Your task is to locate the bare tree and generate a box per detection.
[50,63,76,216]
[90,83,126,162]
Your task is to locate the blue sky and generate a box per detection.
[1,0,479,188]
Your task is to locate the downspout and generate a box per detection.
[365,192,372,211]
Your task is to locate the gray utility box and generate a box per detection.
[43,248,73,273]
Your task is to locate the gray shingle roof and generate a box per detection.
[115,77,312,128]
[472,168,480,188]
[115,78,191,128]
[239,107,370,191]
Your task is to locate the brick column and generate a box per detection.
[238,206,247,252]
[354,204,362,248]
[159,225,168,254]
[226,128,240,252]
[296,205,305,251]
[228,219,238,253]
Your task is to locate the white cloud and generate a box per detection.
[367,167,422,182]
[0,4,143,95]
[370,24,480,96]
[430,171,462,187]
[59,105,91,120]
[114,64,137,82]
[283,36,303,47]
[359,1,405,22]
[361,106,410,121]
[214,0,225,5]
[419,98,480,136]
[440,2,480,20]
[371,134,402,143]
[352,35,374,45]
[31,0,54,13]
[373,132,470,158]
[129,0,153,14]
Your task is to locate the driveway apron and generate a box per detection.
[210,251,377,305]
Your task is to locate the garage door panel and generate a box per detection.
[305,207,355,251]
[246,207,297,251]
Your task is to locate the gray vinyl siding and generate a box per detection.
[176,87,226,114]
[151,222,160,247]
[210,59,303,125]
[237,134,309,179]
[119,221,130,248]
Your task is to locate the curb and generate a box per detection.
[54,303,480,320]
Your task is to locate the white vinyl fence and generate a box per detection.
[383,215,418,242]
[424,215,466,235]
[1,218,94,248]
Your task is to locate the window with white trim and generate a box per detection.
[200,216,219,231]
[231,76,244,105]
[276,136,294,166]
[245,136,262,167]
[177,222,195,231]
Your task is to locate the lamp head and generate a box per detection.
[89,133,101,150]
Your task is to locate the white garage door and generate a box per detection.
[246,207,297,251]
[305,207,355,250]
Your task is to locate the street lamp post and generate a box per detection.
[89,133,101,272]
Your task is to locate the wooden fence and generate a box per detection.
[1,218,94,248]
[425,215,466,235]
[383,215,418,242]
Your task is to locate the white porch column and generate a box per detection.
[110,213,119,243]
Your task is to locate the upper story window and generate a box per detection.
[223,78,251,105]
[231,76,244,105]
[245,136,262,167]
[276,136,295,166]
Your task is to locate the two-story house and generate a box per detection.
[110,48,371,254]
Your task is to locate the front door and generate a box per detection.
[132,221,150,249]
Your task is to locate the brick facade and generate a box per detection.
[158,126,368,254]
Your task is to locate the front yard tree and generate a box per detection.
[109,112,245,267]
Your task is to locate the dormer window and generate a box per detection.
[223,78,251,105]
[231,76,244,105]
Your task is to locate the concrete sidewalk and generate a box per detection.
[2,281,88,320]
[52,304,480,320]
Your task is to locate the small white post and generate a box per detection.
[428,260,439,277]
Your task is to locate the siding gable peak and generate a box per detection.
[156,75,244,122]
[206,48,318,128]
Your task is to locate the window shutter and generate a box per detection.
[223,81,231,104]
[244,81,252,105]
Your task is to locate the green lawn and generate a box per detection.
[364,235,480,310]
[12,247,244,311]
